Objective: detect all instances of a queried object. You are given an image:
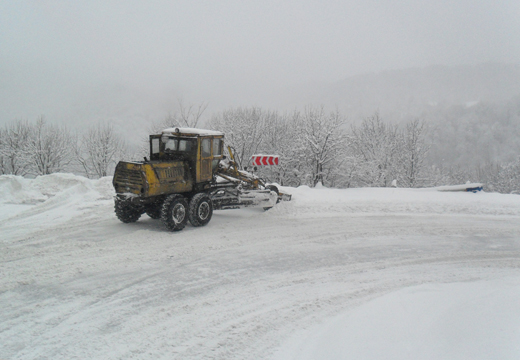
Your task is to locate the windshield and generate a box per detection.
[162,136,194,153]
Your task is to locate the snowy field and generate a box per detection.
[1,174,519,360]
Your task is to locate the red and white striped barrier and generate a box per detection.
[251,155,279,166]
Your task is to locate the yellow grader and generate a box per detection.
[112,127,291,231]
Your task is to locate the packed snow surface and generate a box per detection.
[1,174,519,359]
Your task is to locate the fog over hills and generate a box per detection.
[111,62,520,147]
[269,63,520,170]
[1,62,519,187]
[3,62,520,128]
[276,62,520,121]
[2,62,519,169]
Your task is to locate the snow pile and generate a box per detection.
[0,175,47,204]
[0,173,114,230]
[0,173,114,205]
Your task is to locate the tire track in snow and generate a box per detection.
[2,195,520,359]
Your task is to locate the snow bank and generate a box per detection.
[272,185,520,217]
[2,174,519,226]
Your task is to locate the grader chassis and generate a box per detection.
[112,127,290,232]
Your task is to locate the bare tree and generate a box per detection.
[208,106,347,187]
[176,98,208,128]
[298,106,347,187]
[0,127,6,175]
[148,98,209,134]
[0,119,33,175]
[77,123,127,178]
[0,128,4,175]
[28,116,75,175]
[350,113,401,187]
[401,119,430,187]
[255,111,300,186]
[209,107,266,168]
[474,158,520,194]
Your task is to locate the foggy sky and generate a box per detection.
[1,0,519,127]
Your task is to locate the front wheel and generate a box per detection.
[188,193,213,227]
[161,195,189,231]
[114,198,143,223]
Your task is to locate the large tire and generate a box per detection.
[114,198,143,223]
[188,193,213,227]
[161,194,189,231]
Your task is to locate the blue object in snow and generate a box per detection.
[466,186,483,193]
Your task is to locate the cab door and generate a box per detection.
[198,137,213,183]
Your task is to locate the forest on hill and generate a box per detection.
[1,64,519,194]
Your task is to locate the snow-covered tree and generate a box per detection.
[77,123,127,178]
[0,119,32,175]
[208,107,267,168]
[400,119,430,187]
[475,158,520,194]
[176,98,208,128]
[296,106,347,187]
[28,117,75,175]
[349,114,401,187]
[149,99,208,134]
[142,99,209,160]
[210,106,347,187]
[251,111,303,186]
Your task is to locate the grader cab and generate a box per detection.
[112,127,290,232]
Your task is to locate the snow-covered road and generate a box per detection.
[1,174,519,359]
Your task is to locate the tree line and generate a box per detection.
[207,107,430,188]
[0,117,126,178]
[206,105,519,193]
[1,105,519,194]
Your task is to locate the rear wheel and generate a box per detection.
[114,198,143,223]
[188,193,213,227]
[161,195,188,231]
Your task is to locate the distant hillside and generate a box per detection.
[276,63,520,122]
[269,63,520,169]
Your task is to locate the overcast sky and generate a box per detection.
[1,0,519,126]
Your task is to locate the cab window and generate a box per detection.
[179,139,192,152]
[201,138,211,157]
[164,138,177,151]
[213,138,222,156]
[152,138,160,154]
